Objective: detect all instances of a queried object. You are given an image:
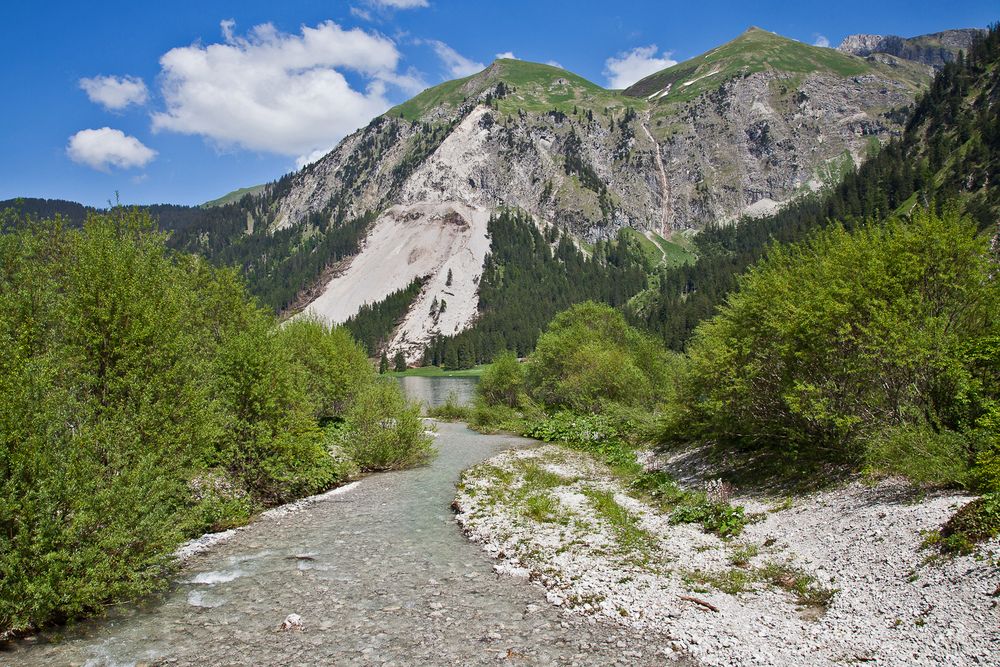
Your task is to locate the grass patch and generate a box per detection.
[583,488,657,555]
[728,543,760,567]
[523,493,563,523]
[758,561,837,608]
[683,567,755,595]
[425,393,472,420]
[517,459,571,490]
[686,560,837,608]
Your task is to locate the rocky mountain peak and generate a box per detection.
[837,28,984,69]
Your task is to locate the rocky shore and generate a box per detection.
[454,445,1000,665]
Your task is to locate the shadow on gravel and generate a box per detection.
[655,443,856,498]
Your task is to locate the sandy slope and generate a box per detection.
[303,107,497,361]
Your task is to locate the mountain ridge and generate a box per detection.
[837,28,985,69]
[5,26,946,362]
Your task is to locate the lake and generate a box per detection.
[395,375,479,408]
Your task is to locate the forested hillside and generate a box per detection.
[1,176,376,315]
[630,24,1000,350]
[422,210,649,367]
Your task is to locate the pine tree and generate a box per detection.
[379,351,389,374]
[393,351,407,372]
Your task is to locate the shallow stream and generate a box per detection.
[5,422,674,666]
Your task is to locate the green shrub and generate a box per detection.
[0,211,368,635]
[670,208,1000,470]
[931,492,1000,555]
[0,213,217,633]
[478,350,526,408]
[278,317,374,421]
[527,301,676,413]
[468,400,527,433]
[336,379,435,471]
[426,392,473,421]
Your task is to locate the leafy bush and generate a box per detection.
[669,208,1000,471]
[278,317,374,421]
[0,210,376,635]
[335,379,435,471]
[864,425,971,487]
[477,350,526,408]
[525,411,639,471]
[527,301,677,413]
[670,499,749,538]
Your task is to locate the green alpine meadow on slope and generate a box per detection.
[0,209,433,637]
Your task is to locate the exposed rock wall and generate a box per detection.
[837,29,984,69]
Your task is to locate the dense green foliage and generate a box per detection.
[0,211,422,636]
[330,380,435,471]
[663,208,1000,485]
[423,211,649,367]
[527,302,676,413]
[343,278,424,355]
[632,24,1000,351]
[277,317,374,421]
[477,351,526,409]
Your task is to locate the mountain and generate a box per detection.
[3,27,936,364]
[202,184,267,208]
[837,28,985,69]
[252,27,928,361]
[632,24,1000,350]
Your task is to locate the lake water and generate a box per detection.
[395,375,479,408]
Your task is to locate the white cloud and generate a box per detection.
[495,51,516,60]
[370,0,429,7]
[79,75,149,110]
[350,6,373,21]
[67,127,157,171]
[151,20,414,164]
[813,34,831,48]
[603,45,677,89]
[546,60,564,68]
[428,40,485,78]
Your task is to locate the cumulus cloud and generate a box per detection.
[79,75,149,110]
[495,51,516,60]
[67,127,157,171]
[151,20,414,164]
[370,0,429,7]
[427,40,485,78]
[603,45,677,89]
[546,60,564,68]
[813,34,831,48]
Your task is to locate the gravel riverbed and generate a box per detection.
[454,445,1000,666]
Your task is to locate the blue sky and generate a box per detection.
[1,0,995,207]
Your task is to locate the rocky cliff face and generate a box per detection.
[266,29,930,359]
[837,29,984,69]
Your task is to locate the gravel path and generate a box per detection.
[455,445,1000,666]
[4,422,683,667]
